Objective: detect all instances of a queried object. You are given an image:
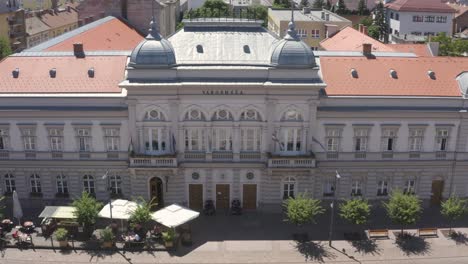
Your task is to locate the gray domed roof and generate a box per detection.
[270,20,315,68]
[129,18,176,68]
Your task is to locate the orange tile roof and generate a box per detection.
[386,0,456,13]
[320,57,468,97]
[46,17,144,52]
[0,56,127,94]
[387,44,433,57]
[320,26,395,52]
[40,7,78,29]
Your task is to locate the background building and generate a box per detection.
[268,8,351,50]
[0,0,26,51]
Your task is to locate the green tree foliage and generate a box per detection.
[247,5,268,27]
[129,197,156,227]
[283,193,325,226]
[0,37,12,60]
[324,0,332,10]
[368,25,380,39]
[203,0,230,12]
[383,190,422,234]
[430,32,468,56]
[312,0,324,8]
[273,0,291,8]
[335,0,348,15]
[339,198,371,226]
[300,0,309,8]
[374,1,387,42]
[441,196,467,233]
[72,192,103,234]
[357,0,369,16]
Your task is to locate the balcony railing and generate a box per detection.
[316,151,456,161]
[268,156,316,168]
[240,152,261,160]
[184,152,206,160]
[212,152,233,160]
[129,156,177,167]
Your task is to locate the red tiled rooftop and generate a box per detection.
[40,7,78,28]
[320,26,394,52]
[320,57,468,97]
[387,44,433,57]
[386,0,456,13]
[0,56,128,94]
[46,17,144,51]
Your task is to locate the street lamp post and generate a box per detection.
[328,170,341,247]
[102,170,113,223]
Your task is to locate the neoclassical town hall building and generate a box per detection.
[0,15,467,212]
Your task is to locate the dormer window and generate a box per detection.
[145,109,164,121]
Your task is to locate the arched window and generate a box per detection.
[282,176,296,199]
[212,109,233,121]
[83,175,95,194]
[240,109,262,121]
[185,109,205,121]
[110,175,122,194]
[144,109,165,121]
[282,109,303,121]
[4,173,15,193]
[56,175,68,194]
[30,174,41,193]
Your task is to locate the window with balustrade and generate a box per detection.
[144,127,168,154]
[212,128,232,151]
[241,127,261,152]
[184,128,205,151]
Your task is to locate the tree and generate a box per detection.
[430,32,468,56]
[72,192,103,236]
[0,37,12,60]
[368,24,380,39]
[383,190,422,235]
[374,1,388,42]
[273,0,291,8]
[324,0,332,10]
[312,0,323,8]
[283,193,325,226]
[202,0,230,13]
[335,0,348,15]
[357,0,369,16]
[441,196,467,234]
[247,4,268,27]
[129,197,156,229]
[300,0,309,8]
[339,198,371,226]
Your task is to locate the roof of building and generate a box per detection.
[169,19,278,65]
[389,44,433,57]
[320,56,468,97]
[385,0,456,13]
[0,55,127,94]
[269,8,351,23]
[320,26,395,52]
[329,0,379,11]
[26,16,144,52]
[0,0,20,14]
[26,15,51,36]
[447,3,468,18]
[39,6,78,28]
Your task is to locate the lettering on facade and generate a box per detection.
[202,90,244,95]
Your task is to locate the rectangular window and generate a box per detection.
[213,128,232,151]
[56,175,68,194]
[0,128,9,150]
[354,128,369,152]
[311,29,320,38]
[403,180,415,195]
[185,128,205,151]
[104,128,120,151]
[48,128,63,151]
[424,32,435,36]
[280,128,302,152]
[241,127,261,151]
[77,128,91,152]
[436,128,449,151]
[395,13,399,20]
[436,16,447,23]
[425,16,435,22]
[323,180,335,197]
[326,128,341,152]
[377,180,388,196]
[390,12,394,19]
[381,128,397,152]
[409,128,424,151]
[351,180,362,196]
[411,31,422,36]
[297,28,307,38]
[145,127,167,153]
[21,128,36,151]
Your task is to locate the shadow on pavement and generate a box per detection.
[394,233,431,256]
[294,241,336,263]
[349,239,381,256]
[449,231,468,245]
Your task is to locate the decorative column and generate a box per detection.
[308,99,319,153]
[169,99,179,155]
[233,123,240,161]
[127,99,138,153]
[265,99,277,153]
[137,126,144,153]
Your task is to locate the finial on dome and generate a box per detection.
[146,0,162,40]
[284,0,298,40]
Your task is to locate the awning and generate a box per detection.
[38,206,76,219]
[98,199,138,220]
[152,204,200,228]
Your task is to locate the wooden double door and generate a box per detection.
[216,184,230,209]
[430,180,444,206]
[243,184,257,210]
[189,184,203,211]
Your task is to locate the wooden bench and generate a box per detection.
[368,229,389,239]
[418,228,438,237]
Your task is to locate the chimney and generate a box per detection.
[321,11,325,20]
[362,43,372,56]
[363,26,368,35]
[12,68,19,78]
[358,24,363,33]
[325,13,330,21]
[67,5,71,12]
[51,0,58,11]
[49,68,57,78]
[73,43,85,58]
[78,19,84,26]
[302,7,311,14]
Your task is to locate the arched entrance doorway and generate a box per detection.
[149,177,164,209]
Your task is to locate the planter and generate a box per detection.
[164,240,174,248]
[102,241,113,249]
[58,240,68,248]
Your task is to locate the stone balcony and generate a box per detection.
[267,153,316,168]
[129,154,178,168]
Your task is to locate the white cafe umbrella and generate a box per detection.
[152,204,200,228]
[12,190,23,226]
[98,199,138,220]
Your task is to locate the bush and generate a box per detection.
[339,198,371,226]
[162,229,175,242]
[100,227,115,242]
[54,228,68,241]
[129,197,157,228]
[72,192,103,233]
[441,195,467,233]
[383,189,422,235]
[283,193,325,226]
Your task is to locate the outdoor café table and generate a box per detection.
[23,221,34,228]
